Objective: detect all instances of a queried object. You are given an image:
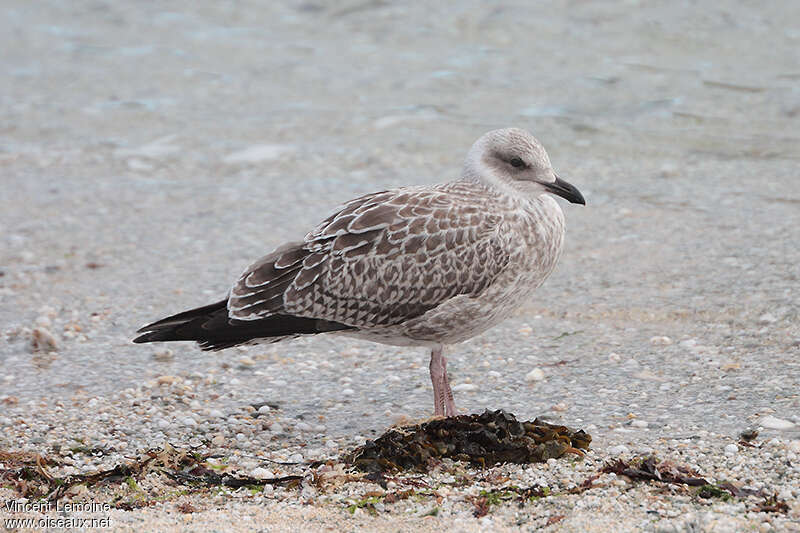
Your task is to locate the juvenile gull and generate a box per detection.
[134,128,585,416]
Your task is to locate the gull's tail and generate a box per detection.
[133,299,352,351]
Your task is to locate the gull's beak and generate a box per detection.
[544,175,585,205]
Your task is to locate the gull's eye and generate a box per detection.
[509,157,525,169]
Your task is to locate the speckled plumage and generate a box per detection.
[228,181,565,347]
[134,128,585,416]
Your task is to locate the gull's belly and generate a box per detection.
[403,256,559,344]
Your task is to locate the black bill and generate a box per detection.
[544,175,585,205]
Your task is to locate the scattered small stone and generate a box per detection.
[608,352,621,363]
[631,419,649,428]
[452,383,478,391]
[341,388,355,396]
[758,313,777,325]
[30,327,58,352]
[724,443,739,454]
[257,405,271,415]
[650,336,672,345]
[679,339,697,350]
[525,368,545,382]
[659,162,678,177]
[156,375,179,385]
[250,467,271,478]
[609,445,630,455]
[153,349,174,362]
[223,144,294,164]
[126,158,153,171]
[759,416,796,431]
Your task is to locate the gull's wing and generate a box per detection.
[228,184,511,328]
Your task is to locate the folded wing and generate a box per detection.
[228,184,511,328]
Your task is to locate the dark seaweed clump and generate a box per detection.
[347,410,591,473]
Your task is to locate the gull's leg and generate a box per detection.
[441,355,458,417]
[430,345,458,417]
[430,345,446,416]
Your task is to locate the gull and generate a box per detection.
[134,128,585,416]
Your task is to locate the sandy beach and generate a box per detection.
[1,1,799,531]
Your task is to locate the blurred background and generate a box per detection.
[1,2,798,439]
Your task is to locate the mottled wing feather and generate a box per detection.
[228,184,510,327]
[228,242,307,319]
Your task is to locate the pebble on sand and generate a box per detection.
[30,327,58,352]
[759,415,796,430]
[222,144,294,164]
[250,467,271,478]
[758,313,777,325]
[156,375,180,386]
[152,348,174,361]
[525,368,545,382]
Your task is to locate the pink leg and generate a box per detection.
[430,345,458,417]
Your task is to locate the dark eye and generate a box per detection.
[509,157,525,169]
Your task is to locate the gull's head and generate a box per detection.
[464,128,585,205]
